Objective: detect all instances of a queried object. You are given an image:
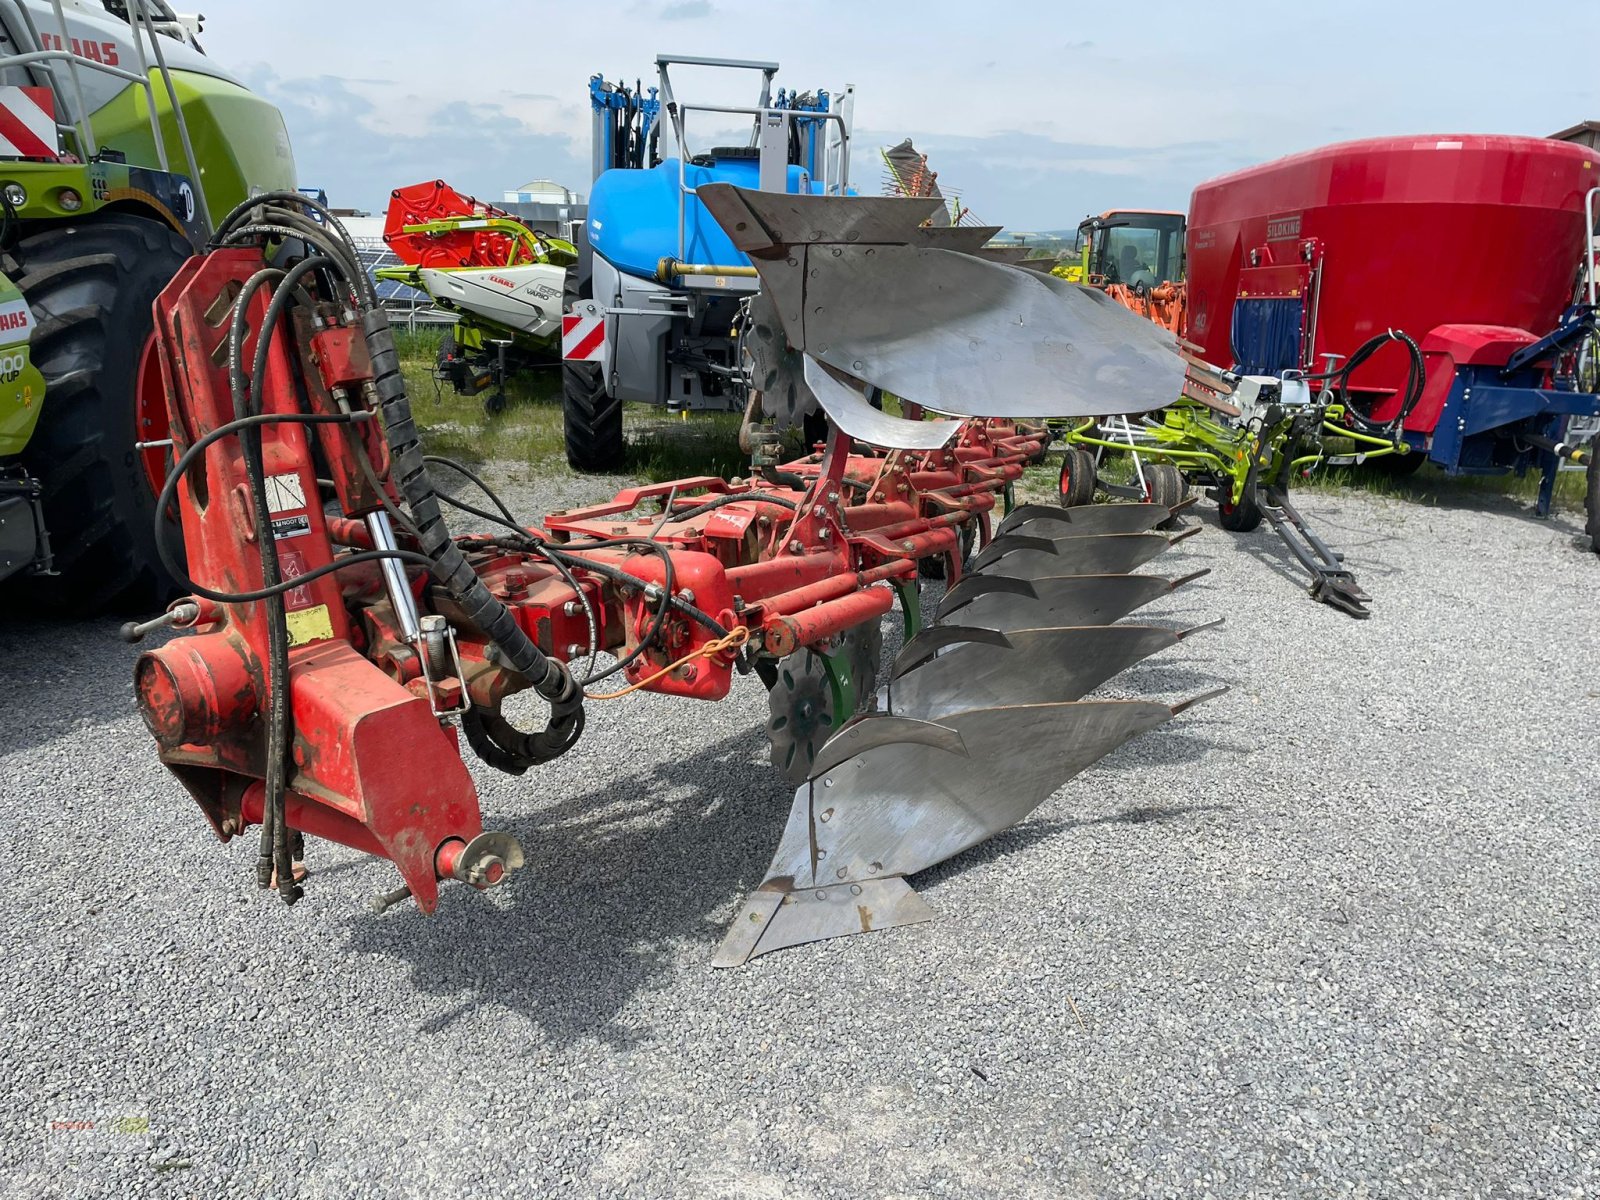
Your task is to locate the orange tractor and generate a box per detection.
[1054,210,1187,334]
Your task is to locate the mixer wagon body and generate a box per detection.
[1184,135,1599,510]
[1187,135,1594,402]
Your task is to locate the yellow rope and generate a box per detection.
[584,626,751,701]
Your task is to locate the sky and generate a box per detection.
[201,0,1599,233]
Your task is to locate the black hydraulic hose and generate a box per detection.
[1303,330,1426,435]
[759,466,808,491]
[211,190,374,307]
[665,490,798,524]
[229,260,337,903]
[360,306,583,771]
[152,411,435,602]
[422,455,520,527]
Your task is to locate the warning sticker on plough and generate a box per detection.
[264,473,306,514]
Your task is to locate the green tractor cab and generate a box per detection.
[0,0,295,613]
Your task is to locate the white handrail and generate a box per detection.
[0,0,203,226]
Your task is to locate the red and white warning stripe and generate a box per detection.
[0,87,59,161]
[562,313,605,362]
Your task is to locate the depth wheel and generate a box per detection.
[8,214,192,615]
[1058,446,1096,507]
[1142,463,1187,527]
[561,267,623,471]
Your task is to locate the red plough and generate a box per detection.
[129,191,1216,964]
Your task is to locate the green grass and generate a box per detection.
[1304,460,1590,513]
[397,324,1591,518]
[1016,439,1591,514]
[396,325,747,482]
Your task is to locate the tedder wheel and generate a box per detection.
[9,214,192,615]
[561,266,624,471]
[1142,463,1187,527]
[1367,449,1426,478]
[1585,449,1599,553]
[1217,484,1264,533]
[1058,446,1096,507]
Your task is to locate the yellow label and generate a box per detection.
[284,604,335,646]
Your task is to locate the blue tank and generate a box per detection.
[587,153,813,281]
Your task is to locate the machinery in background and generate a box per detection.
[1053,210,1188,333]
[0,0,297,613]
[376,180,577,414]
[1186,134,1599,546]
[127,188,1213,966]
[1060,334,1424,617]
[561,55,854,470]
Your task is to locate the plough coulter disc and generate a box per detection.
[765,649,846,783]
[765,621,881,784]
[716,500,1223,967]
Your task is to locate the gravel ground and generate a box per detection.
[2,472,1597,1200]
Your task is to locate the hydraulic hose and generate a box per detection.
[359,305,584,772]
[1305,330,1426,436]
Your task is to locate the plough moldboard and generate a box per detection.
[128,190,1219,964]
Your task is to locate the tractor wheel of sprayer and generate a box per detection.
[1143,463,1187,528]
[1059,446,1097,507]
[8,214,191,615]
[765,626,879,782]
[561,269,624,471]
[1585,450,1599,554]
[1217,484,1263,533]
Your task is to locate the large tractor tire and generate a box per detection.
[10,215,192,615]
[561,269,624,471]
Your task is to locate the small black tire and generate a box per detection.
[917,519,977,581]
[561,268,623,471]
[1585,450,1599,553]
[9,214,192,615]
[1058,446,1096,507]
[1143,463,1187,527]
[1367,449,1426,477]
[1217,486,1263,533]
[437,328,458,365]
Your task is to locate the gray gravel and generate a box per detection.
[2,473,1598,1200]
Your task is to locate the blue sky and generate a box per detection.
[204,0,1598,232]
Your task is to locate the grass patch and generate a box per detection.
[1017,435,1591,514]
[1305,461,1590,512]
[396,325,747,481]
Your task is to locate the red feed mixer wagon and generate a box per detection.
[1185,134,1600,529]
